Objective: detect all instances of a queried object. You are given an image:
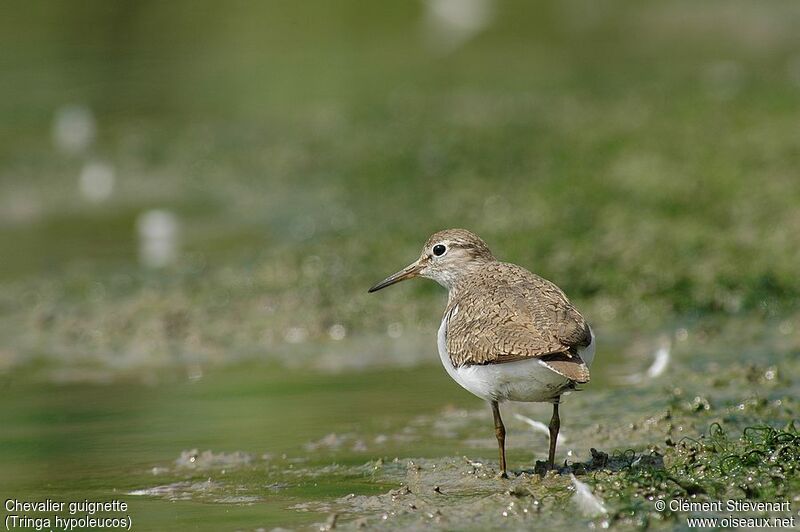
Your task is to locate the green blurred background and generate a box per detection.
[1,1,799,529]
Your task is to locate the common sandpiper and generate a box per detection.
[369,228,595,476]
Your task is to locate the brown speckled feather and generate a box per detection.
[445,262,591,383]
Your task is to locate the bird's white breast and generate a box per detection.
[437,306,595,403]
[578,328,596,367]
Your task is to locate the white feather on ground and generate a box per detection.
[617,338,671,384]
[570,474,608,517]
[646,342,670,378]
[513,413,567,443]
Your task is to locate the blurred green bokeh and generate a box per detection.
[1,1,799,529]
[3,1,800,371]
[3,1,800,373]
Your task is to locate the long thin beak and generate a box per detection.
[368,259,423,293]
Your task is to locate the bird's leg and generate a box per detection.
[490,400,507,478]
[547,399,560,469]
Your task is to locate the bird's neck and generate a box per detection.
[442,260,493,306]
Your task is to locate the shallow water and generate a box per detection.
[0,364,468,529]
[1,328,797,529]
[0,339,629,529]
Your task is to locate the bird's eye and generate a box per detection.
[432,244,447,257]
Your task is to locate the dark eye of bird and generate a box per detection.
[433,244,446,256]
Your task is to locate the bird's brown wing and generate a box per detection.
[445,263,591,383]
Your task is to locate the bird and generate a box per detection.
[368,228,595,476]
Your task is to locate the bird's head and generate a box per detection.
[368,228,495,292]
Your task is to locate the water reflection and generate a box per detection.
[422,0,494,54]
[327,324,347,341]
[52,104,95,155]
[78,161,115,202]
[136,210,179,268]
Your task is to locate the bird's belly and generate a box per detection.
[437,311,576,403]
[455,359,572,402]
